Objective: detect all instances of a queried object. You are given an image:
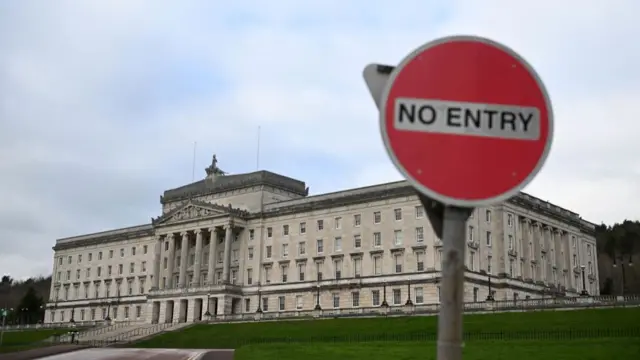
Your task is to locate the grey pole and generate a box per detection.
[437,206,472,360]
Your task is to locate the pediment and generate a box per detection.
[152,201,229,225]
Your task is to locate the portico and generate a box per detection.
[146,199,249,323]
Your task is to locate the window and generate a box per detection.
[373,232,382,247]
[317,220,324,231]
[68,256,72,264]
[300,222,306,234]
[394,254,403,273]
[332,293,340,308]
[296,295,303,310]
[353,258,362,277]
[109,250,113,258]
[264,268,271,283]
[118,264,123,275]
[394,208,402,221]
[468,226,474,240]
[131,247,136,256]
[88,253,92,261]
[231,270,237,284]
[508,235,514,250]
[352,292,360,307]
[394,230,403,246]
[129,262,135,273]
[509,259,514,277]
[283,225,289,236]
[573,254,578,267]
[278,296,285,311]
[372,290,381,306]
[247,247,254,260]
[316,262,323,281]
[415,205,424,218]
[249,229,255,240]
[316,239,324,254]
[143,245,148,254]
[415,227,424,243]
[334,237,342,251]
[281,265,288,283]
[469,251,475,271]
[354,235,362,248]
[98,251,103,260]
[415,287,424,304]
[262,297,269,312]
[282,244,289,257]
[373,256,382,275]
[232,249,239,261]
[487,255,492,274]
[266,246,272,259]
[298,263,305,281]
[507,214,513,227]
[217,251,223,263]
[120,248,125,257]
[334,259,342,279]
[572,236,577,249]
[247,269,253,285]
[335,217,342,229]
[587,244,592,257]
[354,214,361,227]
[486,231,492,246]
[76,269,80,280]
[267,227,273,238]
[473,287,479,302]
[392,289,401,305]
[373,211,381,224]
[78,254,82,263]
[298,241,306,255]
[416,252,425,271]
[485,210,492,222]
[139,279,146,293]
[108,265,112,275]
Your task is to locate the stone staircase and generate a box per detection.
[45,321,132,344]
[79,322,192,346]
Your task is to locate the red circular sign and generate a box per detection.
[380,35,553,207]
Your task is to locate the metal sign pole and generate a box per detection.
[0,310,6,347]
[437,206,472,360]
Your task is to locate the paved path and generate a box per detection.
[1,345,90,360]
[35,348,235,360]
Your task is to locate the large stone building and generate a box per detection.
[45,156,599,324]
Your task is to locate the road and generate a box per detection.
[34,348,235,360]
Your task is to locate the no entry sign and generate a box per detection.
[379,35,553,207]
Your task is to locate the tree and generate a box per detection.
[17,287,44,324]
[596,220,640,295]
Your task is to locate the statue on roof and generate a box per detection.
[205,153,227,177]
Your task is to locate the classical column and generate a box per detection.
[166,234,176,288]
[207,228,218,285]
[222,224,233,283]
[178,232,189,288]
[152,235,162,289]
[193,229,204,286]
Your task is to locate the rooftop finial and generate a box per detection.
[205,153,227,178]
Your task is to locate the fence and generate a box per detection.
[203,294,640,324]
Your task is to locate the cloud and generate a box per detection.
[1,0,639,279]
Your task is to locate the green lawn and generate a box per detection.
[133,307,640,349]
[235,339,640,360]
[0,328,72,353]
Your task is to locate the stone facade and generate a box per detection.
[44,157,600,324]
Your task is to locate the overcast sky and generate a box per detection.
[1,0,639,280]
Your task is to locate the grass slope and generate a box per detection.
[134,307,640,349]
[0,328,71,353]
[235,339,640,360]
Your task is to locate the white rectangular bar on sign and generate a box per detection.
[394,98,541,140]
